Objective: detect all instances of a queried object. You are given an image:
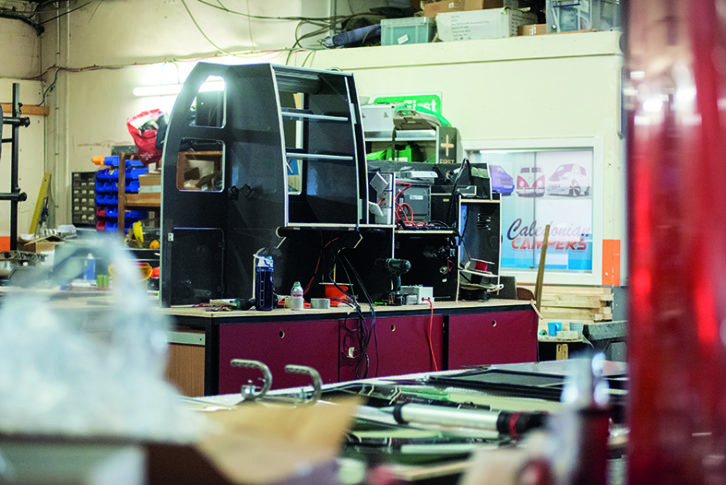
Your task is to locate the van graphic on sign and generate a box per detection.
[547,163,590,197]
[516,166,545,197]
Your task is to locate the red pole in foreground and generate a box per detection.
[627,1,726,483]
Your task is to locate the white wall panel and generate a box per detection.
[0,18,40,79]
[302,32,626,284]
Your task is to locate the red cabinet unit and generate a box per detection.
[218,320,339,394]
[448,310,538,369]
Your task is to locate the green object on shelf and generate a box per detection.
[367,144,426,162]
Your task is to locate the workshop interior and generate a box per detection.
[1,0,725,484]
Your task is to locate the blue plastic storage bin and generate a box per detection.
[125,180,140,193]
[125,210,148,221]
[126,167,148,180]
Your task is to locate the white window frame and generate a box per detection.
[463,137,604,286]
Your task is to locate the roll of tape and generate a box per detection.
[311,298,331,309]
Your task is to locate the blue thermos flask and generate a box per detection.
[255,256,274,311]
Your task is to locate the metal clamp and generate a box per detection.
[230,359,272,402]
[285,364,322,405]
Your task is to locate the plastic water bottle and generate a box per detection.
[290,281,304,310]
[83,253,96,281]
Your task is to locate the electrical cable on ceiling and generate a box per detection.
[180,0,239,58]
[244,0,256,51]
[1,0,103,35]
[194,0,386,54]
[181,0,338,60]
[40,68,59,105]
[195,0,366,23]
[38,0,99,25]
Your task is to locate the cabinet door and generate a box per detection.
[339,315,444,381]
[218,320,339,394]
[448,310,537,368]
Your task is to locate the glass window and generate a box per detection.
[189,75,225,128]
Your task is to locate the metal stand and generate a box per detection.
[0,83,30,250]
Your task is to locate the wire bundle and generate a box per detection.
[306,231,378,379]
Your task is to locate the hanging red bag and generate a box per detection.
[127,109,164,165]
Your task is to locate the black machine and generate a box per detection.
[160,64,501,307]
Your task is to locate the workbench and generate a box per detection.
[165,299,538,396]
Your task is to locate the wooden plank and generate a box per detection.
[539,294,611,309]
[539,335,583,343]
[125,192,161,207]
[521,284,612,296]
[541,307,611,321]
[541,307,613,320]
[1,103,49,116]
[533,224,551,313]
[556,343,569,360]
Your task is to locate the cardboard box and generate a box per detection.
[518,23,547,36]
[139,171,161,186]
[436,8,538,41]
[422,0,518,17]
[22,235,64,253]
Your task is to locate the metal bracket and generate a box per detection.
[284,364,322,405]
[230,360,322,405]
[230,359,272,402]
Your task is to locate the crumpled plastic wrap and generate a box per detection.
[0,236,205,442]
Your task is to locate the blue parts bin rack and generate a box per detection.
[95,155,148,233]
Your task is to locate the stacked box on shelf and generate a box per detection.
[71,171,97,226]
[520,284,614,330]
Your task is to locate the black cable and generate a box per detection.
[195,0,372,23]
[339,253,378,378]
[40,68,59,105]
[38,0,98,25]
[335,260,368,376]
[445,158,469,228]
